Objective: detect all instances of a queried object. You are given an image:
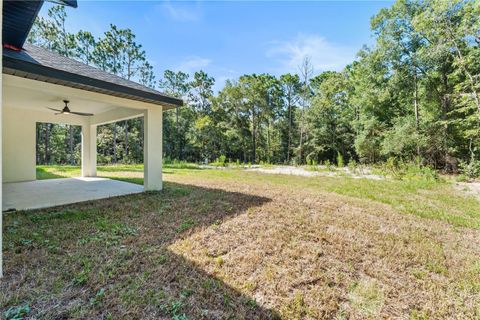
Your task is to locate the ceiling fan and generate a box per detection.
[47,100,93,116]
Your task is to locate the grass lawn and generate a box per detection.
[1,165,480,319]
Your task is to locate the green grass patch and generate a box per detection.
[36,164,200,185]
[36,165,81,179]
[176,218,196,233]
[36,164,480,229]
[172,169,480,229]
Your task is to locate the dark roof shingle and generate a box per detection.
[3,43,182,108]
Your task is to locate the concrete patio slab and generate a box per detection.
[3,177,143,211]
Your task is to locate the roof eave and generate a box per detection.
[3,56,183,109]
[48,0,78,8]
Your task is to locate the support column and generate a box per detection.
[81,124,97,177]
[0,0,3,278]
[144,107,163,191]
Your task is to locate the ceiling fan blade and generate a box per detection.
[48,107,62,112]
[70,111,94,116]
[55,112,63,115]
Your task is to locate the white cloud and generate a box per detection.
[176,56,212,74]
[161,1,201,22]
[266,33,356,74]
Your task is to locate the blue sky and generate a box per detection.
[40,1,393,91]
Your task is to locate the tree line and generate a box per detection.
[31,1,480,176]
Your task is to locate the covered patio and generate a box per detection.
[3,44,182,194]
[0,0,182,277]
[2,43,182,209]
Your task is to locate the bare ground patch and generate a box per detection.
[245,165,384,180]
[455,181,480,202]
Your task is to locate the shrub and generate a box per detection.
[348,159,358,174]
[163,159,198,169]
[381,118,426,160]
[306,157,317,167]
[212,154,227,167]
[324,159,334,171]
[380,157,438,181]
[459,158,480,180]
[337,152,344,167]
[260,160,273,167]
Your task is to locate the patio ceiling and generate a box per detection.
[4,75,117,116]
[3,74,150,123]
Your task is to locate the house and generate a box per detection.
[0,0,183,277]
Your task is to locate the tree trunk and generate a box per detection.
[287,99,292,163]
[413,70,421,157]
[299,119,304,164]
[36,124,40,165]
[45,123,50,164]
[124,120,129,157]
[252,108,256,164]
[69,125,74,165]
[414,71,419,129]
[176,106,180,160]
[267,119,271,163]
[113,124,117,164]
[441,72,450,168]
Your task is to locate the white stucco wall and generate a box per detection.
[2,107,36,182]
[1,105,162,185]
[2,107,89,183]
[2,74,166,188]
[144,107,163,191]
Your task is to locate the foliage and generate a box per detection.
[381,118,425,160]
[336,152,344,168]
[459,158,480,180]
[3,304,30,320]
[163,158,199,169]
[29,1,480,172]
[211,155,228,167]
[378,158,438,181]
[348,159,358,174]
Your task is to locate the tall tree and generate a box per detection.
[28,5,77,56]
[279,74,301,163]
[159,70,190,159]
[75,30,95,65]
[306,71,355,163]
[189,71,215,115]
[297,57,314,164]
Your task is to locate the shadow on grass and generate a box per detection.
[0,181,278,319]
[98,164,203,172]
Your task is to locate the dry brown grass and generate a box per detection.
[166,171,480,319]
[1,168,480,319]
